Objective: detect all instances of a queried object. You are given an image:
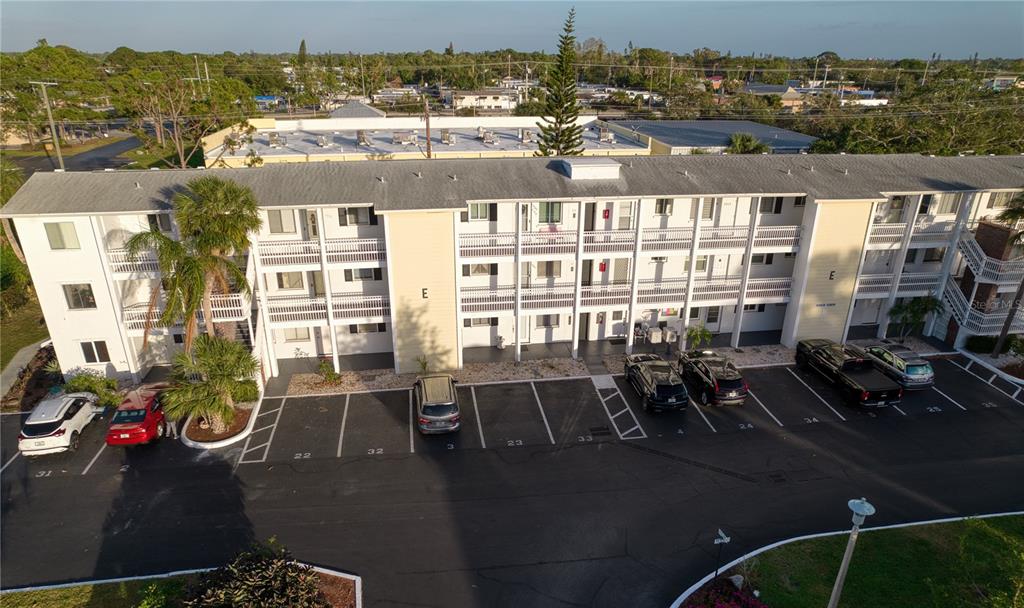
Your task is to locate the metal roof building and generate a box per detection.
[606,120,818,154]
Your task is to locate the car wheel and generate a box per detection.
[154,422,166,442]
[68,431,80,452]
[699,391,710,406]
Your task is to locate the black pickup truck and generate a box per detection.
[795,339,903,408]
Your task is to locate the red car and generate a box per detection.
[105,390,167,446]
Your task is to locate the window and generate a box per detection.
[535,314,560,328]
[689,307,700,319]
[686,255,708,271]
[743,304,766,312]
[283,327,310,342]
[988,192,1018,209]
[700,198,718,220]
[344,268,383,281]
[464,317,498,327]
[44,222,80,250]
[147,214,172,232]
[268,210,296,234]
[934,194,961,215]
[172,334,184,344]
[612,311,623,321]
[924,247,946,262]
[655,199,674,215]
[793,196,807,207]
[918,195,933,215]
[63,284,96,310]
[536,261,562,278]
[468,203,489,221]
[904,249,919,264]
[80,341,110,364]
[463,263,497,277]
[349,323,387,333]
[276,272,304,290]
[339,207,376,226]
[750,253,774,265]
[706,307,720,323]
[784,252,795,258]
[538,202,562,224]
[759,197,783,214]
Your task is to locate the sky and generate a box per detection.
[1,1,1022,59]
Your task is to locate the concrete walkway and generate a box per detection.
[0,340,45,396]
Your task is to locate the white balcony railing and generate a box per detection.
[690,277,743,303]
[108,248,159,274]
[265,294,390,324]
[746,277,794,300]
[912,219,956,242]
[898,273,942,294]
[459,233,515,258]
[637,278,688,305]
[701,226,749,249]
[857,274,895,296]
[957,232,1024,285]
[754,226,801,249]
[258,238,385,267]
[641,228,691,252]
[522,232,577,256]
[521,283,575,309]
[123,292,249,331]
[943,278,1024,335]
[331,294,390,319]
[581,283,632,307]
[868,223,907,246]
[583,230,635,254]
[461,286,515,313]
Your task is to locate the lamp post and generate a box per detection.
[827,498,876,608]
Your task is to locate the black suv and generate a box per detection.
[678,350,749,406]
[624,354,689,412]
[796,339,902,408]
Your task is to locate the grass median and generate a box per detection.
[0,297,49,371]
[733,515,1024,608]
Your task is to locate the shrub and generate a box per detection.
[964,335,1014,354]
[683,578,768,608]
[317,358,340,384]
[183,541,329,608]
[136,579,186,608]
[63,369,120,408]
[230,379,260,404]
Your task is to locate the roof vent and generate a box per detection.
[415,171,422,178]
[450,174,457,181]
[441,129,457,145]
[844,168,849,175]
[134,181,141,189]
[787,169,792,175]
[357,130,370,146]
[377,176,385,183]
[810,165,815,172]
[559,158,622,180]
[104,168,114,172]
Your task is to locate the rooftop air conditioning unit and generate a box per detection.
[519,128,534,143]
[316,135,329,147]
[392,131,417,146]
[651,256,668,263]
[481,130,496,144]
[440,129,457,145]
[268,132,282,147]
[599,127,616,143]
[357,130,370,146]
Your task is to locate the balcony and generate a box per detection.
[857,273,943,298]
[943,279,1024,335]
[584,230,635,254]
[868,223,907,247]
[911,219,956,243]
[459,284,574,313]
[108,248,159,275]
[123,292,249,332]
[581,283,631,307]
[257,238,386,267]
[265,294,390,324]
[957,233,1024,285]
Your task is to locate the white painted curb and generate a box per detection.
[955,348,1024,397]
[668,510,1024,608]
[0,562,363,607]
[180,389,265,450]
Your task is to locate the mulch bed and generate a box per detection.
[682,577,768,608]
[1,345,61,413]
[317,571,357,608]
[1000,361,1024,380]
[184,405,253,443]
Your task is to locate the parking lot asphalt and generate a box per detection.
[2,357,1024,607]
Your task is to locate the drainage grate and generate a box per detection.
[609,338,627,345]
[589,426,613,437]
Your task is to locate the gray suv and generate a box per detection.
[863,344,935,389]
[414,374,461,434]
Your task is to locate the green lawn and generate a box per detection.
[1,576,189,608]
[119,145,203,169]
[0,297,49,371]
[0,136,131,159]
[744,515,1024,608]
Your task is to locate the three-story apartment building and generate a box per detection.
[3,154,1021,383]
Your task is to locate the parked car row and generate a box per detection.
[19,388,169,457]
[624,350,751,412]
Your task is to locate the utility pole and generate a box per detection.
[812,57,820,85]
[921,52,936,86]
[359,54,367,98]
[668,55,674,97]
[422,95,432,159]
[30,81,64,170]
[822,64,831,90]
[204,61,211,96]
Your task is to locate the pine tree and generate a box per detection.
[297,39,307,67]
[536,8,584,157]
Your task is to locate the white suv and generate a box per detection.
[18,392,100,456]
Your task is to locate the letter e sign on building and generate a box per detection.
[828,271,836,281]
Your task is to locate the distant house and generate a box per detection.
[254,95,284,111]
[372,86,421,105]
[741,83,806,110]
[441,88,518,112]
[604,119,818,155]
[985,75,1021,91]
[329,101,387,119]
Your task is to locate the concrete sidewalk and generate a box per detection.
[0,340,45,396]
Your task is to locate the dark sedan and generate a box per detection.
[624,353,689,412]
[678,350,749,406]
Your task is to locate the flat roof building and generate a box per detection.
[604,120,818,154]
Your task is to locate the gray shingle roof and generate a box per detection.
[328,101,387,119]
[611,120,818,151]
[3,154,1022,217]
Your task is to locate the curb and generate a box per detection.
[0,562,363,607]
[668,510,1024,608]
[180,389,265,450]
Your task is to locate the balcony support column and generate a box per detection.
[91,217,140,384]
[514,202,522,364]
[315,209,341,373]
[453,213,464,369]
[680,198,705,350]
[927,191,978,336]
[251,238,279,378]
[842,201,879,344]
[625,199,645,355]
[572,201,586,359]
[732,201,762,348]
[878,206,919,339]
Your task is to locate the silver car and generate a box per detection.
[864,344,935,389]
[414,374,461,434]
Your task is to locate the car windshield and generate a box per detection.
[423,403,458,417]
[717,377,745,390]
[112,409,147,423]
[21,421,62,437]
[906,363,933,376]
[649,363,683,385]
[841,359,873,372]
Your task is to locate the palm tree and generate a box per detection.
[127,176,261,346]
[887,295,944,342]
[725,132,770,154]
[991,193,1024,357]
[162,334,259,434]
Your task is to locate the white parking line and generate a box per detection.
[530,382,556,445]
[893,405,908,416]
[336,394,350,458]
[692,403,718,433]
[949,360,1024,406]
[471,387,487,449]
[237,397,287,465]
[748,390,784,427]
[590,379,647,440]
[81,443,107,475]
[408,390,416,453]
[1,452,20,474]
[932,386,968,411]
[785,368,847,421]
